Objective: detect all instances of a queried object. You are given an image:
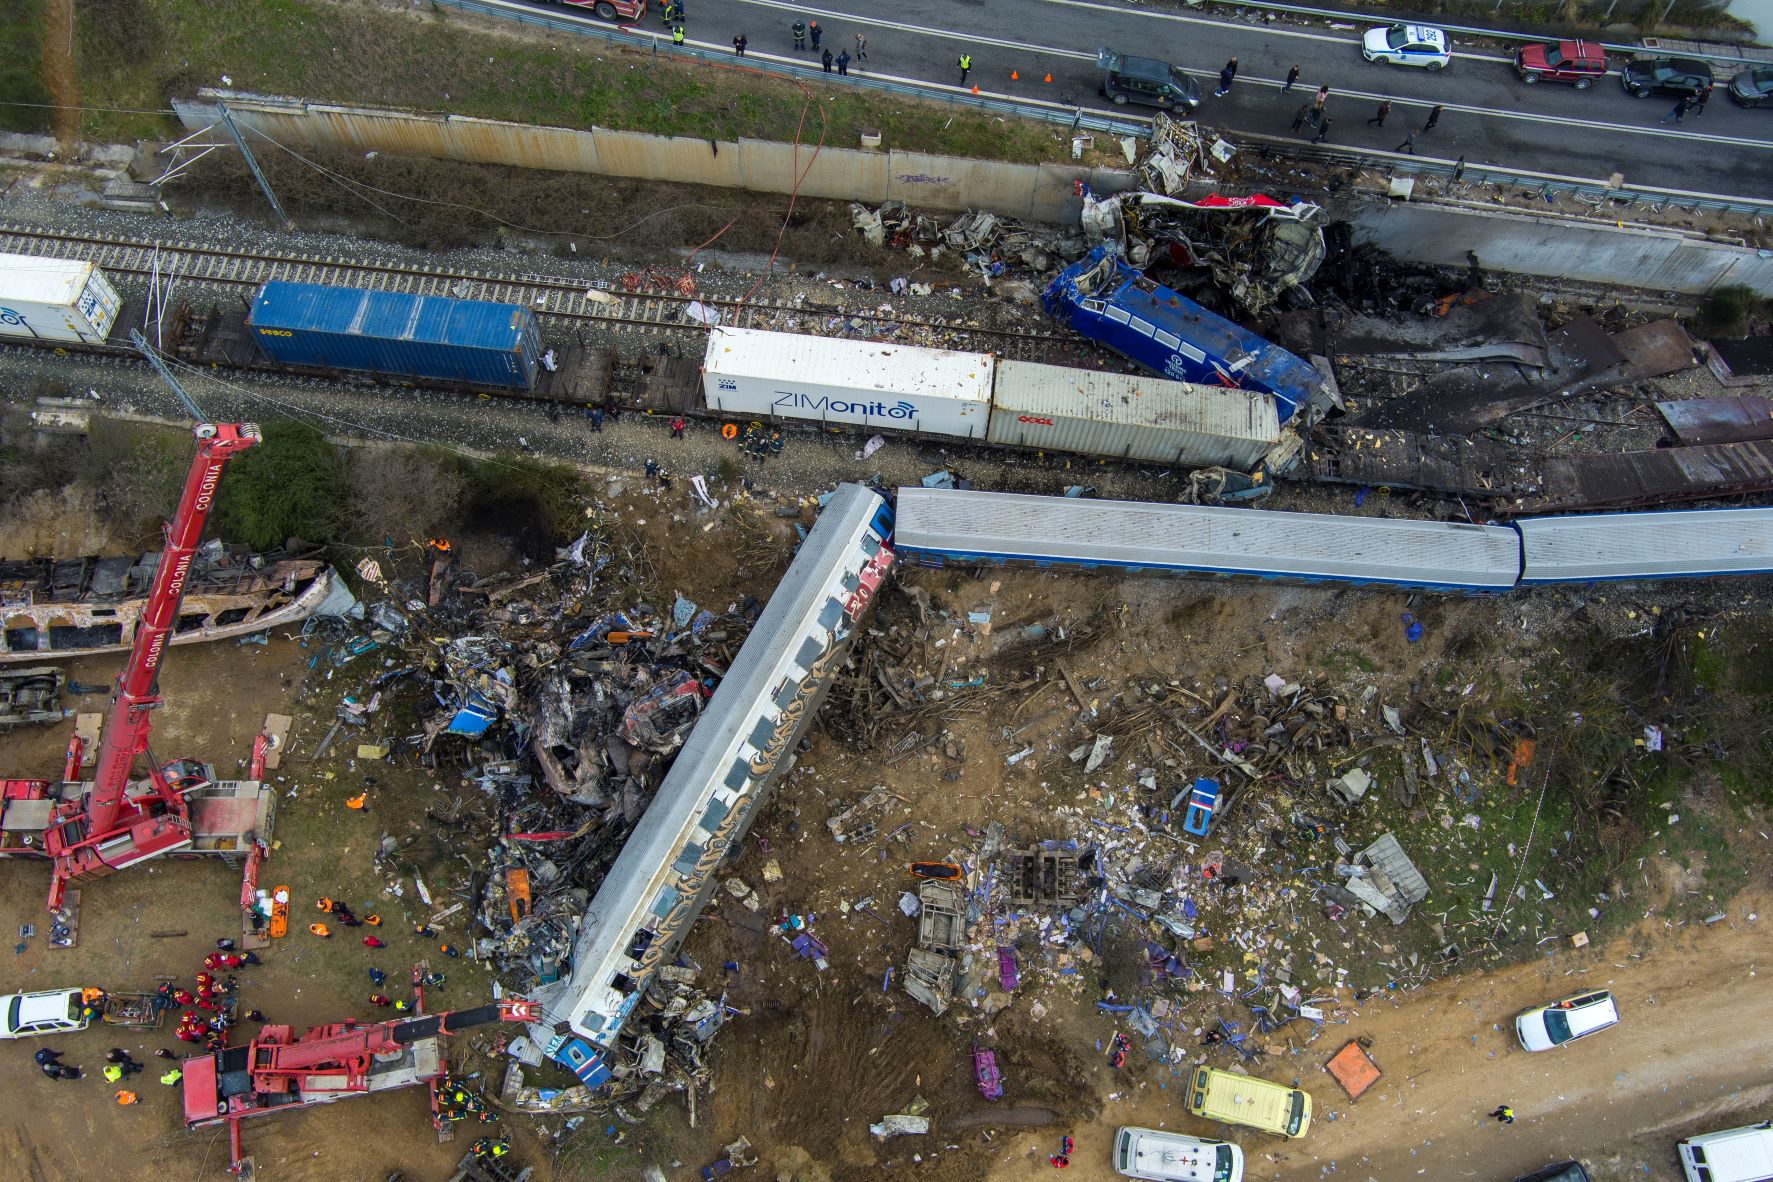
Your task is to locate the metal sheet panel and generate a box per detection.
[987,359,1279,468]
[0,254,121,344]
[893,487,1521,591]
[1656,397,1773,446]
[703,328,992,438]
[1516,506,1773,583]
[247,281,540,389]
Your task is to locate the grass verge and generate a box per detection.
[74,0,1068,164]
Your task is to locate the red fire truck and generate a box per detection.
[553,0,647,23]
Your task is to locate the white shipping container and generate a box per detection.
[0,253,123,345]
[703,327,992,439]
[987,360,1281,470]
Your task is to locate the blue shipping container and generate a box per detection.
[247,281,541,390]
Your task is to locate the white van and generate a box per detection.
[1113,1126,1243,1182]
[1679,1122,1773,1182]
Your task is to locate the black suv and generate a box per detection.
[1096,47,1201,111]
[1511,1164,1590,1182]
[1620,55,1713,99]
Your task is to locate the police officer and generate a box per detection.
[671,25,684,45]
[958,53,972,85]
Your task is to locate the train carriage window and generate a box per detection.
[841,571,861,592]
[773,679,800,711]
[723,761,751,792]
[49,623,123,649]
[650,885,681,918]
[701,797,730,831]
[212,607,253,627]
[1081,299,1105,313]
[816,598,844,632]
[795,636,826,669]
[4,617,38,652]
[1105,307,1132,325]
[748,715,777,754]
[176,613,210,633]
[671,843,705,877]
[1131,318,1156,338]
[860,533,882,556]
[1154,329,1182,350]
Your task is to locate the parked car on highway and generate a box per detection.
[1677,1121,1773,1182]
[1362,24,1452,71]
[0,988,89,1039]
[1620,56,1713,99]
[1514,989,1619,1051]
[1510,1162,1592,1182]
[1113,1127,1243,1182]
[1514,40,1607,88]
[1728,65,1773,107]
[1097,48,1202,110]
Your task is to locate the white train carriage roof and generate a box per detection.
[893,488,1521,591]
[1517,506,1773,583]
[535,483,891,1046]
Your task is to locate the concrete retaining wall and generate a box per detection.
[172,92,1773,297]
[172,93,1129,223]
[1344,201,1773,297]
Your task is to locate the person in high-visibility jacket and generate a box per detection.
[159,1069,182,1086]
[671,26,685,45]
[309,923,331,938]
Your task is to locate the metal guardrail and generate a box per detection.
[1247,134,1773,216]
[437,0,1773,216]
[1182,0,1771,65]
[431,0,1152,141]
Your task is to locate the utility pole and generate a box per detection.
[129,329,206,420]
[215,101,292,230]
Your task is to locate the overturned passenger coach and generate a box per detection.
[533,484,896,1086]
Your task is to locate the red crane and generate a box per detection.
[181,982,537,1173]
[34,422,261,910]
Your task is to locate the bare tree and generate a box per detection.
[349,447,466,550]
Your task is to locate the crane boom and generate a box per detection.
[41,421,260,908]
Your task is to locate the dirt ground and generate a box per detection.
[981,890,1773,1182]
[0,491,1767,1182]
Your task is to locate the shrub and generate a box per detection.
[212,421,350,549]
[1695,285,1765,339]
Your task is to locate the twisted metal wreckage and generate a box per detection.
[333,487,895,1116]
[849,115,1327,315]
[343,510,766,1114]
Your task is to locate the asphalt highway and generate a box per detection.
[511,0,1773,199]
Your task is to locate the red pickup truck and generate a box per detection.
[1515,40,1607,89]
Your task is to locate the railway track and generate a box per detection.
[0,223,1069,362]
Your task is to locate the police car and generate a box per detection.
[1362,24,1452,71]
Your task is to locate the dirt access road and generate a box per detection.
[985,891,1773,1182]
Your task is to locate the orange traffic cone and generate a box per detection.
[1044,72,1052,82]
[970,85,979,94]
[1010,69,1019,80]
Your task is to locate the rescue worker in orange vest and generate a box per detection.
[309,923,332,938]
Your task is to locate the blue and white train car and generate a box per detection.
[1517,506,1773,585]
[533,484,895,1086]
[892,487,1521,593]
